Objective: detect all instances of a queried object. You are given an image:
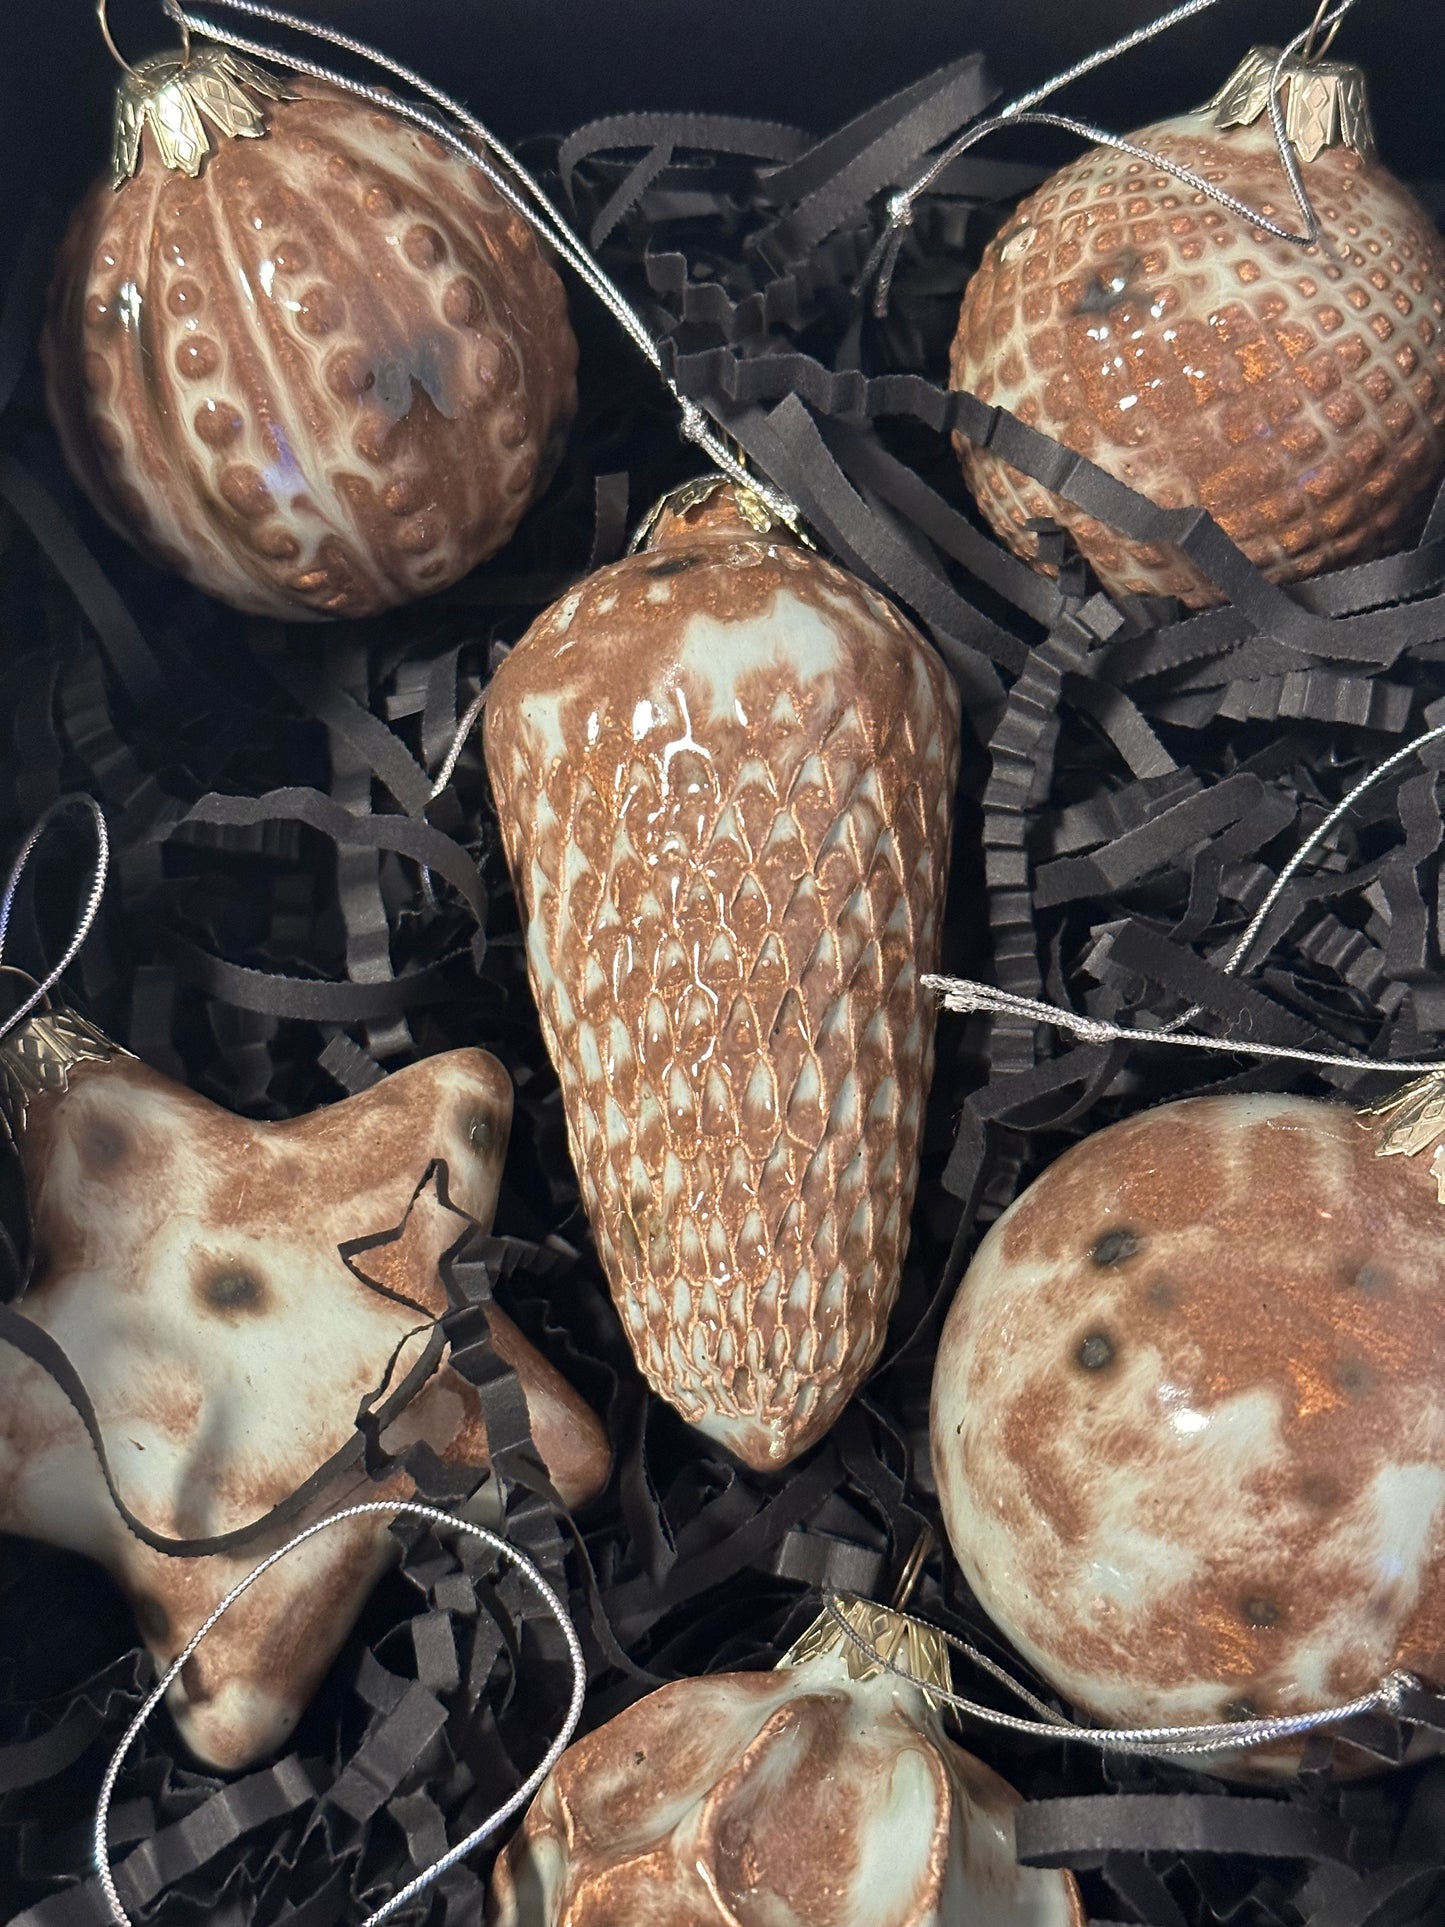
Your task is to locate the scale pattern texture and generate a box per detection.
[486,500,959,1468]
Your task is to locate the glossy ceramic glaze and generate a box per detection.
[931,1092,1445,1774]
[0,1041,609,1771]
[487,1642,1085,1927]
[950,115,1445,604]
[42,78,577,618]
[485,489,961,1470]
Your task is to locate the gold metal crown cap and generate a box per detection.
[110,46,290,185]
[1206,46,1374,164]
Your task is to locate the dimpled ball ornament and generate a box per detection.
[485,480,960,1471]
[949,43,1445,605]
[930,1084,1445,1777]
[488,1592,1084,1927]
[42,37,577,619]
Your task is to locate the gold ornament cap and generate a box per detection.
[0,1004,121,1150]
[778,1595,953,1708]
[1206,46,1374,164]
[109,45,291,185]
[631,474,786,556]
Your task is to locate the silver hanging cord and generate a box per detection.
[867,0,1363,315]
[820,1593,1417,1759]
[96,1500,586,1927]
[168,0,801,532]
[927,713,1445,1078]
[0,795,110,1048]
[429,684,490,802]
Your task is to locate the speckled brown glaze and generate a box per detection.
[484,489,961,1470]
[0,1043,609,1771]
[42,77,577,618]
[487,1642,1084,1927]
[949,115,1445,604]
[931,1092,1445,1776]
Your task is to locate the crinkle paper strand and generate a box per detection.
[3,37,1445,1927]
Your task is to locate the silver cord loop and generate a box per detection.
[821,1594,1418,1759]
[95,1500,586,1927]
[874,0,1363,314]
[0,796,110,1049]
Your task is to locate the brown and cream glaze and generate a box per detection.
[485,489,961,1469]
[950,113,1445,604]
[43,78,577,618]
[0,1041,609,1771]
[487,1639,1084,1927]
[931,1092,1445,1774]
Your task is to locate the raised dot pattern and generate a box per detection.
[42,80,578,619]
[486,518,960,1470]
[950,115,1445,605]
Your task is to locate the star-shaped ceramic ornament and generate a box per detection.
[0,1010,610,1771]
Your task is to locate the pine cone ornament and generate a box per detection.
[488,1596,1084,1927]
[43,47,577,619]
[950,46,1445,605]
[484,483,960,1469]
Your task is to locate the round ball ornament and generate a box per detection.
[949,45,1445,605]
[42,39,578,619]
[930,1083,1445,1776]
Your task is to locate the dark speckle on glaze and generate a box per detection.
[199,1266,269,1317]
[1241,1595,1281,1629]
[1091,1228,1141,1267]
[931,1090,1445,1778]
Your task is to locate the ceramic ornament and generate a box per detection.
[950,43,1445,605]
[930,1084,1445,1776]
[484,480,960,1470]
[488,1591,1084,1927]
[42,41,577,619]
[0,1007,610,1772]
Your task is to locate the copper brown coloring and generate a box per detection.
[485,486,960,1469]
[487,1613,1084,1927]
[949,59,1445,606]
[0,1030,610,1771]
[43,74,577,618]
[931,1092,1445,1776]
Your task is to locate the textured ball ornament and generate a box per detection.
[930,1086,1445,1776]
[42,53,578,619]
[485,482,961,1470]
[949,49,1445,605]
[488,1597,1084,1927]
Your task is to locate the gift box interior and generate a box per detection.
[3,0,1445,1922]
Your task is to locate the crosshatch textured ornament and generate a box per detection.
[930,1089,1445,1777]
[0,1014,610,1772]
[42,59,578,619]
[487,1594,1084,1927]
[485,483,960,1470]
[949,48,1445,605]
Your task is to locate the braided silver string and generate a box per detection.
[870,0,1365,313]
[95,1500,586,1927]
[821,1594,1417,1759]
[927,713,1445,1077]
[0,795,110,1045]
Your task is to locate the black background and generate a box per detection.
[1,0,1440,271]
